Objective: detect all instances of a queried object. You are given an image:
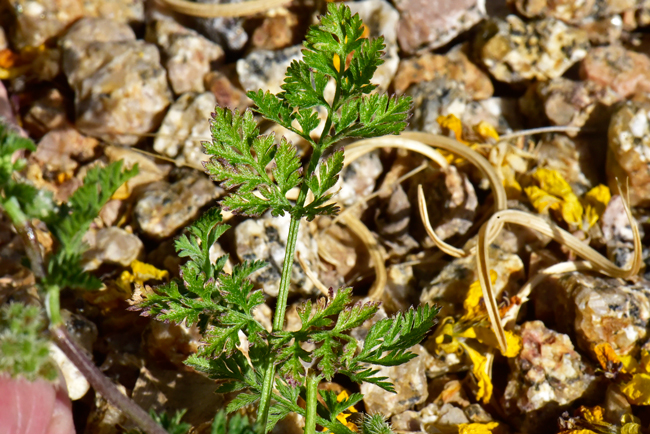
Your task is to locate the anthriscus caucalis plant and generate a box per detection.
[137,4,438,434]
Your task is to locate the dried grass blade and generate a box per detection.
[478,200,642,354]
[340,213,387,301]
[157,0,291,17]
[417,185,466,257]
[297,251,330,296]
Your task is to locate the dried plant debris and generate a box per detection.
[4,1,650,433]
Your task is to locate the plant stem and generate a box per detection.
[304,374,319,434]
[259,144,325,428]
[1,196,45,279]
[51,325,169,434]
[44,284,62,327]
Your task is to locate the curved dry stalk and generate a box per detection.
[498,126,583,141]
[347,133,507,258]
[417,185,466,258]
[297,251,330,296]
[339,213,387,301]
[155,0,291,17]
[477,200,642,354]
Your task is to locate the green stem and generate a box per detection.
[304,374,319,434]
[1,196,45,279]
[45,284,62,327]
[257,361,276,432]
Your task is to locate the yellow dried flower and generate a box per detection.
[593,342,623,371]
[583,185,611,228]
[462,343,493,404]
[474,121,499,142]
[621,374,650,405]
[525,168,584,226]
[437,114,468,145]
[458,421,500,434]
[462,270,497,321]
[117,260,169,293]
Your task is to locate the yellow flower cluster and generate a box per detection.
[432,272,522,404]
[117,260,169,294]
[558,405,642,434]
[524,168,611,230]
[594,342,650,406]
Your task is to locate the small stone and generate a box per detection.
[146,17,224,94]
[406,78,471,134]
[535,133,606,196]
[153,92,216,170]
[336,150,383,210]
[607,101,650,206]
[48,342,89,400]
[395,0,487,54]
[412,165,478,242]
[104,145,169,191]
[503,321,596,433]
[22,88,70,138]
[132,365,225,428]
[251,8,298,50]
[237,45,302,94]
[347,0,400,92]
[540,272,650,355]
[509,0,595,23]
[143,322,200,367]
[381,263,419,314]
[394,44,493,99]
[580,45,650,103]
[6,0,84,49]
[33,126,98,175]
[192,0,248,51]
[85,383,129,433]
[520,78,610,135]
[135,173,220,238]
[84,227,144,270]
[476,15,589,83]
[61,18,172,146]
[420,241,524,316]
[600,195,636,267]
[360,344,431,417]
[391,411,423,432]
[82,0,144,25]
[204,70,251,112]
[234,214,322,298]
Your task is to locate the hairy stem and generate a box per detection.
[51,325,168,434]
[1,196,45,279]
[304,374,319,434]
[44,284,62,327]
[257,360,276,432]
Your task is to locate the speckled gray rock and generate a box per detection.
[234,215,322,298]
[237,45,303,94]
[539,272,650,356]
[61,18,172,146]
[6,0,84,49]
[336,150,383,210]
[600,195,636,268]
[420,241,524,317]
[192,0,247,51]
[84,227,143,270]
[360,344,431,417]
[33,126,98,174]
[509,0,595,23]
[607,101,650,207]
[146,17,224,94]
[503,321,596,434]
[476,15,589,83]
[135,173,220,238]
[153,92,216,170]
[407,78,471,134]
[23,88,70,138]
[395,0,486,54]
[347,0,399,92]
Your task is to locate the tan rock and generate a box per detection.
[394,45,493,99]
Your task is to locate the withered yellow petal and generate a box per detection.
[458,422,500,434]
[333,54,341,72]
[532,168,573,199]
[437,114,468,145]
[130,260,169,283]
[621,373,650,405]
[583,184,611,228]
[462,270,497,320]
[621,422,642,434]
[576,405,605,423]
[560,195,584,226]
[473,327,521,358]
[434,317,463,355]
[461,342,493,404]
[524,185,562,214]
[593,342,622,371]
[474,121,499,141]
